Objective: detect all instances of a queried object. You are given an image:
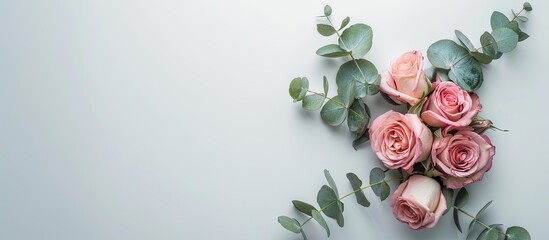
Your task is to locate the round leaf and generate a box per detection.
[324,5,332,16]
[316,44,349,58]
[506,226,531,240]
[320,96,348,126]
[317,24,336,37]
[477,227,499,240]
[454,187,469,208]
[491,28,519,53]
[289,77,308,101]
[339,16,350,30]
[302,94,325,111]
[480,32,498,58]
[490,11,510,30]
[455,30,475,51]
[336,59,378,99]
[317,185,344,227]
[471,52,493,64]
[449,56,483,92]
[427,40,469,69]
[278,216,301,233]
[338,24,373,58]
[524,2,532,11]
[347,99,369,133]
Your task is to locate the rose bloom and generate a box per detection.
[421,78,482,128]
[369,110,433,173]
[391,175,447,229]
[432,127,496,189]
[380,50,430,106]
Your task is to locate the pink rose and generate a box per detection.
[380,50,430,106]
[369,110,433,173]
[390,175,447,229]
[421,79,482,128]
[432,127,496,189]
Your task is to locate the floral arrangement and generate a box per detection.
[279,3,533,240]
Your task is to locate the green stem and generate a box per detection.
[306,89,364,121]
[452,205,506,237]
[511,8,525,22]
[300,178,401,227]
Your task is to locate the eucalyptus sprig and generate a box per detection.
[445,188,531,240]
[427,2,533,92]
[278,168,400,239]
[289,5,382,149]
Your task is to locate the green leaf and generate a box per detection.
[455,188,469,208]
[365,74,381,95]
[491,28,519,53]
[471,52,493,64]
[316,44,349,58]
[352,131,370,150]
[312,210,330,237]
[339,17,350,30]
[317,185,344,227]
[317,24,337,37]
[324,169,339,197]
[450,55,483,92]
[289,77,309,101]
[346,173,370,207]
[292,200,317,217]
[506,21,520,34]
[480,32,498,58]
[323,76,329,96]
[523,2,532,12]
[453,208,462,233]
[441,188,454,215]
[347,99,369,133]
[408,96,427,115]
[336,59,378,99]
[302,94,325,111]
[455,30,475,51]
[320,96,348,126]
[324,5,332,16]
[477,227,499,240]
[278,216,301,233]
[490,11,510,30]
[339,23,373,58]
[517,16,528,22]
[468,201,493,235]
[369,167,390,201]
[506,226,531,240]
[427,40,469,69]
[518,32,529,42]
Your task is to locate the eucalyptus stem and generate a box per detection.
[511,8,525,22]
[452,205,506,237]
[306,89,364,121]
[300,178,401,227]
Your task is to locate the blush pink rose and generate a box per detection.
[431,127,496,189]
[390,175,447,229]
[369,110,433,173]
[420,78,482,128]
[380,50,430,106]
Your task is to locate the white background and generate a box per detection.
[1,0,547,239]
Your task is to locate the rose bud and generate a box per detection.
[380,50,431,106]
[431,127,496,189]
[369,110,433,173]
[390,175,447,229]
[420,78,482,128]
[470,117,493,134]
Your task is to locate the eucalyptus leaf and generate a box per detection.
[480,32,498,58]
[455,30,475,51]
[302,94,325,111]
[336,59,378,99]
[289,77,309,101]
[346,172,370,207]
[524,2,532,12]
[448,55,483,92]
[477,227,499,240]
[518,32,529,42]
[316,44,349,58]
[476,200,492,218]
[441,188,454,215]
[491,28,518,53]
[455,188,469,208]
[317,24,337,37]
[278,216,301,233]
[506,21,520,34]
[323,76,329,96]
[317,185,344,227]
[427,40,469,69]
[490,11,510,30]
[352,131,370,150]
[347,99,369,133]
[320,96,348,126]
[453,208,462,233]
[292,200,317,217]
[506,226,531,240]
[369,167,390,201]
[312,210,330,237]
[468,200,493,235]
[324,5,332,16]
[471,52,493,64]
[339,17,350,30]
[366,74,381,95]
[339,24,373,58]
[517,16,528,22]
[324,169,339,197]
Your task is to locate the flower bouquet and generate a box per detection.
[279,3,533,240]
